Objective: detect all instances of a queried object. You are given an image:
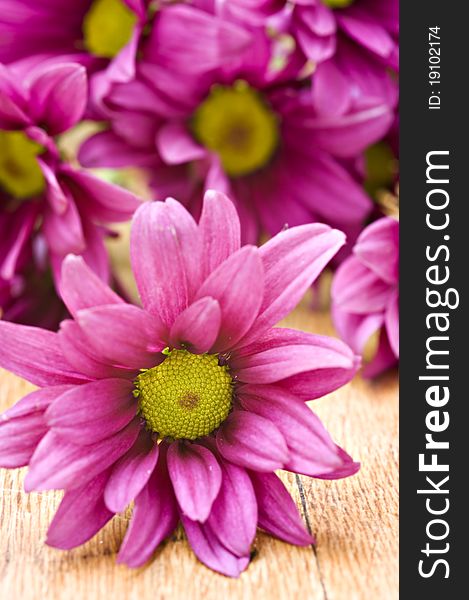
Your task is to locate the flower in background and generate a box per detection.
[80,27,393,243]
[0,191,360,577]
[0,61,140,324]
[0,1,252,112]
[332,216,398,377]
[288,0,398,115]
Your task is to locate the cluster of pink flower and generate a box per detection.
[0,0,399,577]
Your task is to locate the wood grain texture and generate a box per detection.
[0,307,398,600]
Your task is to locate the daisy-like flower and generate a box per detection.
[0,191,360,577]
[0,61,140,322]
[0,1,252,112]
[332,216,399,377]
[80,27,392,243]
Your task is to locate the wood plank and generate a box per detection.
[0,307,398,599]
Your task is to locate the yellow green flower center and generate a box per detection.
[323,0,354,8]
[135,349,233,440]
[0,131,45,199]
[82,0,137,59]
[191,81,279,177]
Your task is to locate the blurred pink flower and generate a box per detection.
[80,27,393,243]
[332,216,399,377]
[0,61,140,324]
[0,191,360,577]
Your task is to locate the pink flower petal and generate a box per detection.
[169,297,221,354]
[199,190,241,278]
[25,419,141,492]
[58,320,136,380]
[45,378,136,445]
[130,200,202,329]
[233,328,359,399]
[104,431,159,513]
[216,410,288,472]
[250,471,314,546]
[182,516,250,578]
[206,459,257,557]
[76,304,165,369]
[354,217,399,284]
[332,255,393,314]
[240,385,356,477]
[148,5,251,73]
[363,327,397,378]
[167,441,222,522]
[157,122,207,164]
[117,446,179,568]
[195,246,264,352]
[46,470,113,550]
[238,225,345,347]
[42,193,86,256]
[332,308,384,355]
[0,321,88,387]
[60,254,124,318]
[61,167,141,223]
[29,63,87,135]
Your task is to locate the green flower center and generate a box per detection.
[323,0,354,8]
[82,0,137,59]
[0,131,45,199]
[135,349,233,440]
[191,81,279,177]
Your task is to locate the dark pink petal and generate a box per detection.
[78,130,158,168]
[182,516,250,578]
[206,459,257,557]
[60,255,124,318]
[0,386,70,468]
[337,14,394,60]
[25,419,141,492]
[117,447,179,568]
[385,291,399,358]
[46,470,113,550]
[167,441,222,522]
[332,255,393,314]
[0,321,88,387]
[169,297,221,354]
[39,158,69,213]
[76,304,165,369]
[199,190,241,278]
[250,471,314,546]
[354,217,399,284]
[0,63,30,128]
[104,431,159,513]
[42,194,86,256]
[238,225,344,347]
[59,320,136,380]
[157,122,207,164]
[240,385,355,477]
[61,167,141,223]
[29,63,87,135]
[195,246,264,352]
[216,411,288,472]
[232,328,359,400]
[130,200,202,329]
[308,103,393,158]
[46,378,136,445]
[148,5,251,73]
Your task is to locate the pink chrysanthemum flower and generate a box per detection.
[0,1,251,111]
[332,216,399,377]
[0,61,140,323]
[80,26,392,244]
[0,191,360,577]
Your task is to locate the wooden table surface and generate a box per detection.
[0,305,398,600]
